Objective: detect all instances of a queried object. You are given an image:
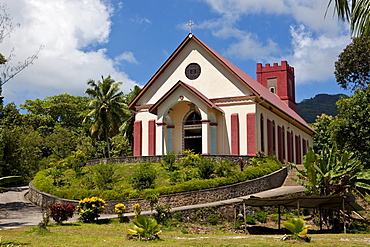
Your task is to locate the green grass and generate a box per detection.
[32,157,282,201]
[0,219,369,247]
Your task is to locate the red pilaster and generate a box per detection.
[133,120,142,156]
[246,113,256,155]
[148,119,156,156]
[231,113,239,155]
[277,126,284,163]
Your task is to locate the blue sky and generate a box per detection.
[2,0,351,107]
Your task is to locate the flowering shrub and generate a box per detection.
[115,203,128,222]
[133,203,141,218]
[49,203,76,224]
[76,197,106,223]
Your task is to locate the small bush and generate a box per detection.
[197,158,215,179]
[76,197,106,223]
[255,211,268,223]
[130,163,157,190]
[161,151,177,172]
[49,203,76,224]
[246,214,257,224]
[153,204,171,225]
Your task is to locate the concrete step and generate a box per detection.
[283,164,304,186]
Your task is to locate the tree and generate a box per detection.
[120,85,141,146]
[83,75,127,158]
[0,3,42,115]
[330,88,370,167]
[327,0,370,37]
[311,114,336,152]
[334,37,370,91]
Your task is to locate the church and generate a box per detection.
[128,34,314,164]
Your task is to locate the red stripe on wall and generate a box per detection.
[231,113,239,155]
[133,120,142,156]
[246,113,256,155]
[148,119,156,156]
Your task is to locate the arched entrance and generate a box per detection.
[183,111,202,153]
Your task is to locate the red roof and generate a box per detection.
[129,34,314,133]
[149,80,224,115]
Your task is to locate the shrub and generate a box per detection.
[214,160,234,177]
[127,216,161,241]
[49,203,76,224]
[93,164,118,190]
[197,158,215,179]
[115,203,128,223]
[161,151,177,172]
[64,150,87,177]
[130,163,157,190]
[76,197,106,223]
[133,203,141,218]
[246,214,257,224]
[255,211,268,223]
[153,204,171,226]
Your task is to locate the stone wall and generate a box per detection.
[27,167,288,214]
[86,155,253,166]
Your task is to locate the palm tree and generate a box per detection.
[327,0,370,37]
[120,85,141,146]
[83,76,127,158]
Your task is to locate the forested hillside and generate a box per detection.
[297,93,347,123]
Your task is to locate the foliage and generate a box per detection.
[334,37,370,91]
[129,163,157,190]
[291,146,370,197]
[0,176,20,186]
[297,94,345,123]
[153,204,171,226]
[126,216,161,241]
[33,159,282,200]
[331,88,370,167]
[92,164,118,190]
[133,203,141,218]
[197,158,215,179]
[114,203,127,215]
[64,150,87,177]
[76,197,106,223]
[311,114,336,152]
[161,151,177,172]
[283,217,311,240]
[145,193,159,211]
[110,134,132,157]
[49,203,75,224]
[83,75,128,158]
[327,0,370,37]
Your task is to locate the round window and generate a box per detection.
[185,63,201,80]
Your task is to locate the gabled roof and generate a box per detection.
[149,80,224,115]
[129,34,314,133]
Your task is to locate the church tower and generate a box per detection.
[256,61,297,112]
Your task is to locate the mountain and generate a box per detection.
[297,93,347,123]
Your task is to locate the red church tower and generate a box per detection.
[256,61,297,112]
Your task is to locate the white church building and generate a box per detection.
[128,34,314,164]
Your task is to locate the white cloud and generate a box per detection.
[225,33,279,60]
[115,51,138,64]
[283,25,350,84]
[200,0,351,84]
[1,0,137,106]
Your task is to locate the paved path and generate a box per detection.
[0,183,305,230]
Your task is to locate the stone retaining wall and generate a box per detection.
[26,167,288,214]
[86,155,253,166]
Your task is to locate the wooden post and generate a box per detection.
[243,203,249,235]
[278,205,281,230]
[319,207,323,231]
[343,197,346,234]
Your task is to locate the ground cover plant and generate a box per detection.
[32,152,282,201]
[0,218,369,247]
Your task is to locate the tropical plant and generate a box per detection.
[126,216,161,241]
[282,217,311,241]
[120,85,141,146]
[327,0,370,37]
[161,151,177,172]
[291,146,370,197]
[49,203,76,224]
[114,203,127,222]
[76,197,106,223]
[133,203,141,218]
[83,75,128,158]
[153,204,171,225]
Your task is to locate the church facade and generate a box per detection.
[128,34,314,164]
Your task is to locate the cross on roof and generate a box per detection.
[186,20,195,33]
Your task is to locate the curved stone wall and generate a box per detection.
[27,167,288,214]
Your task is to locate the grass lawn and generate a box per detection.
[1,219,369,247]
